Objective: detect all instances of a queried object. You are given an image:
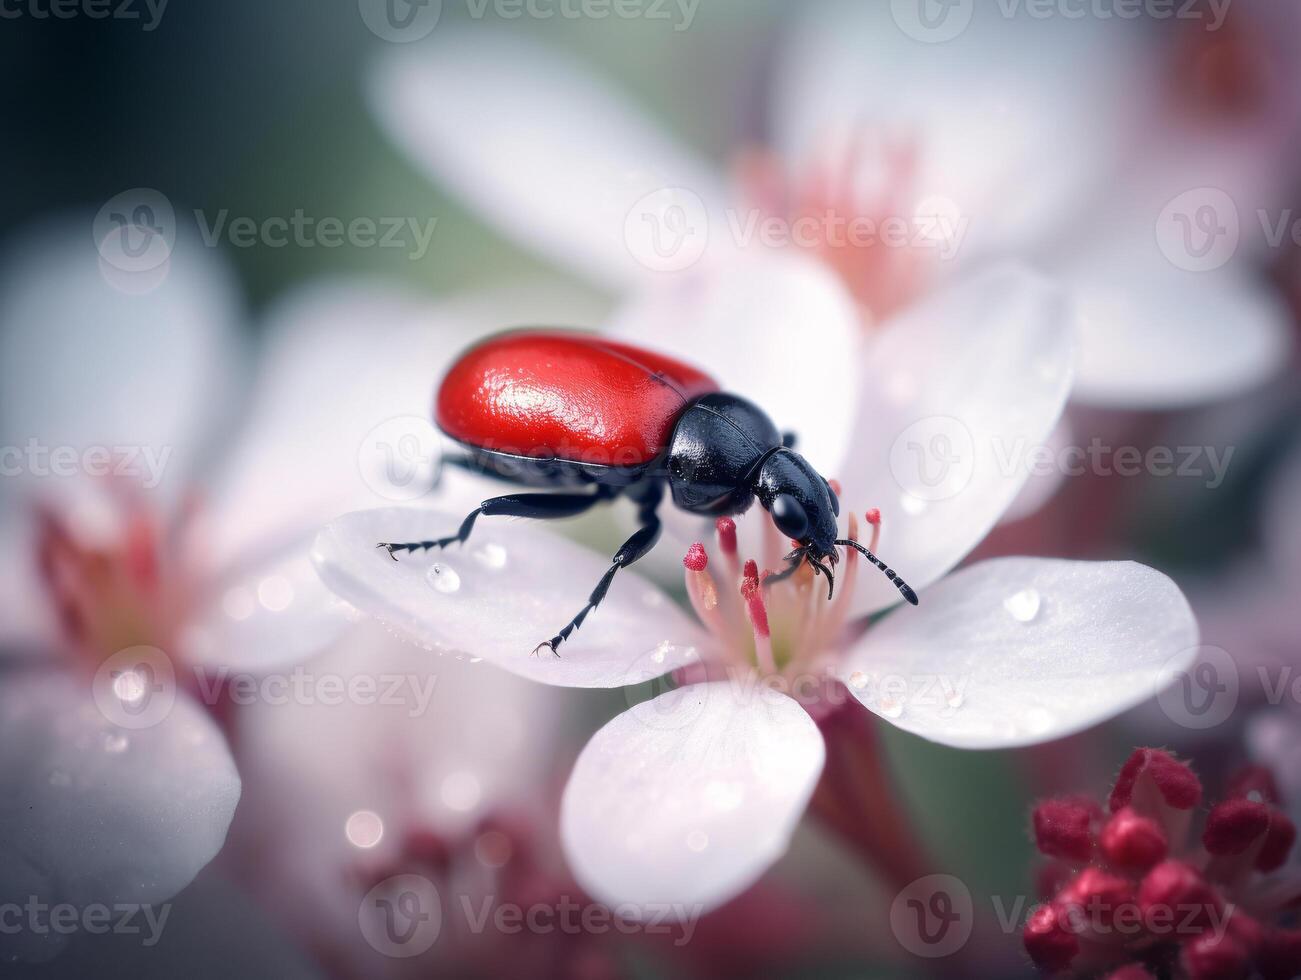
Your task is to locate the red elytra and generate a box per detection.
[436,331,719,466]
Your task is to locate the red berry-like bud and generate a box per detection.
[1258,928,1301,980]
[1181,933,1250,980]
[1101,806,1168,871]
[1226,765,1282,805]
[1110,748,1202,813]
[1058,868,1136,931]
[1024,903,1080,973]
[1033,797,1098,862]
[1203,799,1270,856]
[1258,807,1296,872]
[1137,861,1222,935]
[1103,968,1157,980]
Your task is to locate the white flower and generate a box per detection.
[365,9,1292,416]
[0,217,576,959]
[312,258,1200,916]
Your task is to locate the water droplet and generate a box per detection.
[48,769,71,787]
[848,671,868,690]
[345,809,384,849]
[103,733,129,754]
[900,493,927,517]
[1004,588,1041,623]
[222,587,255,621]
[945,690,965,710]
[473,542,507,570]
[686,830,709,852]
[426,563,462,594]
[879,695,904,719]
[651,640,671,664]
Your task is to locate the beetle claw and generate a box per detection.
[377,542,399,561]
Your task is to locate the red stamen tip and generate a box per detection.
[716,517,737,555]
[1203,799,1270,856]
[1182,933,1251,980]
[1109,748,1203,813]
[1032,797,1098,863]
[1137,860,1222,930]
[742,558,759,584]
[1023,904,1079,973]
[683,542,708,572]
[1259,808,1296,872]
[1101,806,1168,872]
[865,507,881,526]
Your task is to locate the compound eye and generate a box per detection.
[771,493,809,540]
[824,480,840,517]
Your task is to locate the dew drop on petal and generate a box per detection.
[945,690,965,710]
[651,640,670,664]
[426,563,462,595]
[686,830,709,852]
[900,493,927,517]
[222,587,256,621]
[879,695,904,719]
[848,670,868,690]
[473,542,507,570]
[1003,587,1041,623]
[475,830,512,868]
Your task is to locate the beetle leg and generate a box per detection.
[532,482,664,657]
[377,488,613,559]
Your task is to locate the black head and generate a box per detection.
[754,448,840,563]
[752,448,919,606]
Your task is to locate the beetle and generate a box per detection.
[379,329,917,655]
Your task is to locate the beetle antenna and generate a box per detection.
[807,555,835,601]
[835,539,919,605]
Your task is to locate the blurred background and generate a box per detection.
[3,1,1301,977]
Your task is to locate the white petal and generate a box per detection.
[368,31,729,291]
[0,218,244,504]
[772,3,1138,261]
[312,507,707,688]
[0,511,57,654]
[181,532,354,674]
[561,682,823,914]
[999,417,1072,525]
[1064,234,1291,408]
[608,251,862,474]
[840,265,1073,615]
[204,278,602,573]
[840,557,1199,749]
[0,668,240,910]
